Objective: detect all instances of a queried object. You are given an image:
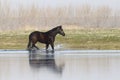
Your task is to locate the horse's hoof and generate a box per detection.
[46,50,49,53]
[27,47,30,50]
[51,50,54,53]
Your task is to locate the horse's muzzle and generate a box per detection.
[59,30,65,36]
[62,32,65,36]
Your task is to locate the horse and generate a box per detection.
[27,25,65,52]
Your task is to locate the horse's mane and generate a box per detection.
[47,26,60,33]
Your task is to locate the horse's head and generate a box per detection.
[57,25,65,36]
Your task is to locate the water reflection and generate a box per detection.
[29,50,63,74]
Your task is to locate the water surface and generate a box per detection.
[0,50,120,80]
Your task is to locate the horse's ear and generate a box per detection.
[59,25,62,28]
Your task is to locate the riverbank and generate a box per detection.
[0,28,120,50]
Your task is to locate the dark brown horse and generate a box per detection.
[27,25,65,52]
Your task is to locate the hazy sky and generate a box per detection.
[1,0,120,10]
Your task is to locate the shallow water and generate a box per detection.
[0,50,120,80]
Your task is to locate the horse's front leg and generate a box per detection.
[50,43,54,53]
[49,37,55,53]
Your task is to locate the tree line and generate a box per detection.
[0,1,120,31]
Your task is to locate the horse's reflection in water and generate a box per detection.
[29,50,63,74]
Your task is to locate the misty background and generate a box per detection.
[0,0,120,31]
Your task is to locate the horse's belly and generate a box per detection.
[38,40,46,44]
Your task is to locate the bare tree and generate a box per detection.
[0,0,120,31]
[94,6,111,27]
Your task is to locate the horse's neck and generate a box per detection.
[48,29,58,37]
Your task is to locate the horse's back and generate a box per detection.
[29,31,42,39]
[29,31,40,36]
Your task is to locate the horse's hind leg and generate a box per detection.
[27,41,32,50]
[46,44,49,50]
[35,45,39,50]
[46,44,49,53]
[32,44,39,50]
